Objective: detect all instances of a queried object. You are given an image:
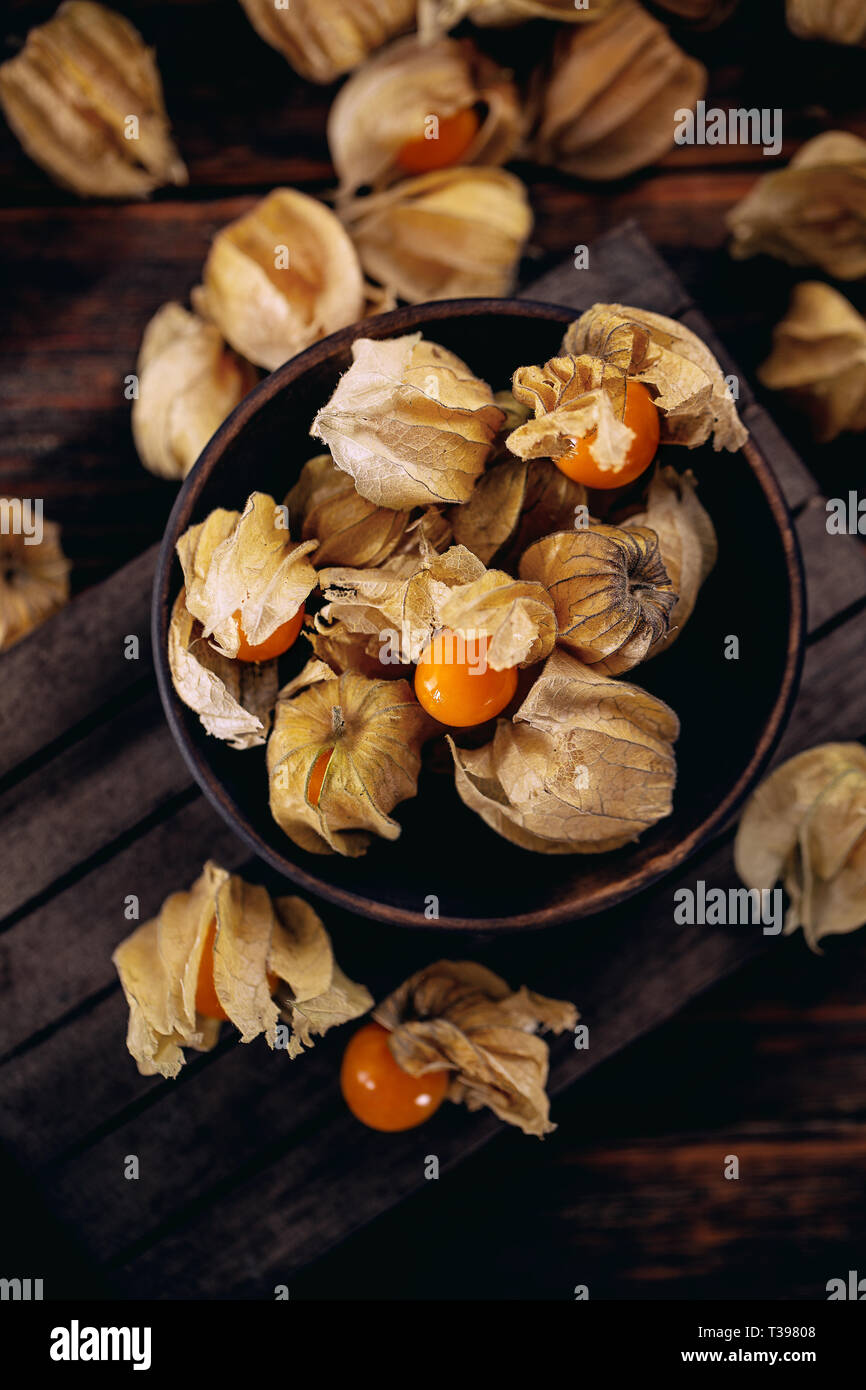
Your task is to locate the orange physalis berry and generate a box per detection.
[233,603,305,663]
[414,628,518,728]
[307,747,334,807]
[554,380,660,490]
[195,917,278,1022]
[395,108,480,174]
[340,1021,448,1132]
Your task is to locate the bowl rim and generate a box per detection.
[152,296,806,931]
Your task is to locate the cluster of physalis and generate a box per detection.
[113,861,577,1136]
[169,301,745,858]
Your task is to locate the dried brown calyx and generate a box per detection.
[0,1,187,198]
[727,131,866,280]
[339,166,533,305]
[508,353,637,476]
[267,659,432,857]
[758,281,866,442]
[192,189,366,371]
[530,0,707,181]
[0,508,70,652]
[451,455,588,567]
[562,304,748,453]
[786,0,866,45]
[627,465,717,655]
[238,0,415,82]
[168,589,278,749]
[449,647,680,853]
[328,35,521,198]
[286,453,411,568]
[520,524,677,673]
[734,743,866,951]
[132,303,257,480]
[176,492,317,661]
[112,861,373,1077]
[311,333,504,509]
[374,960,578,1137]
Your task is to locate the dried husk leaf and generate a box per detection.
[267,660,431,856]
[627,465,717,655]
[531,1,707,181]
[132,303,257,480]
[177,492,318,659]
[286,453,411,568]
[340,166,533,304]
[168,589,277,749]
[0,513,70,652]
[328,35,521,197]
[0,1,187,198]
[192,188,366,371]
[508,353,637,475]
[419,0,620,34]
[112,861,372,1077]
[727,131,866,280]
[520,524,677,673]
[734,743,866,951]
[374,960,578,1137]
[786,0,866,45]
[451,453,588,567]
[449,648,679,853]
[238,0,416,83]
[564,303,748,453]
[758,281,866,443]
[311,333,504,509]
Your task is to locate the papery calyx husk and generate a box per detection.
[727,131,866,280]
[112,861,373,1077]
[328,35,521,197]
[520,524,677,673]
[132,303,257,480]
[374,960,578,1137]
[238,0,416,83]
[192,188,365,371]
[340,166,533,304]
[786,0,866,45]
[734,743,866,951]
[311,333,504,509]
[168,589,278,749]
[563,303,748,452]
[418,0,620,35]
[758,281,866,443]
[286,453,411,568]
[508,353,641,477]
[627,465,717,655]
[316,542,555,674]
[267,659,431,857]
[0,1,187,198]
[530,0,707,181]
[451,455,588,567]
[0,510,70,652]
[177,492,318,659]
[449,647,679,854]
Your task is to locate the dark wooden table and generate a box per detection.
[2,0,866,1301]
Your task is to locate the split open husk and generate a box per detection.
[734,744,866,951]
[530,0,707,181]
[176,492,318,660]
[267,659,431,856]
[508,353,639,477]
[562,303,748,453]
[449,647,679,853]
[112,861,373,1077]
[727,131,866,280]
[374,960,578,1137]
[192,188,365,370]
[237,0,415,82]
[0,512,70,651]
[311,333,504,508]
[627,465,717,654]
[786,0,866,45]
[328,35,521,197]
[758,281,866,442]
[286,453,411,568]
[340,166,533,304]
[451,456,588,567]
[168,589,278,749]
[0,0,187,198]
[132,303,257,480]
[520,524,677,673]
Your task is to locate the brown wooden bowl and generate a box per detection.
[152,299,805,930]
